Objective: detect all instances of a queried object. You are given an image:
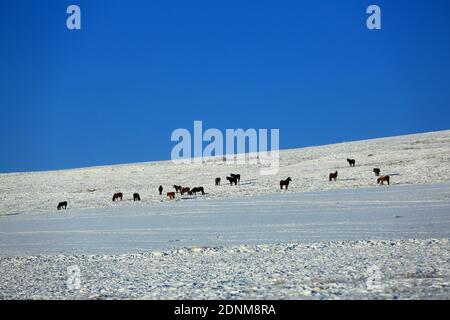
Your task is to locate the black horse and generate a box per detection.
[373,168,381,176]
[57,201,67,210]
[190,187,205,195]
[158,185,163,195]
[329,171,338,181]
[230,174,241,183]
[133,193,141,201]
[280,177,292,190]
[226,176,238,185]
[112,192,123,202]
[215,177,221,186]
[347,158,356,167]
[173,185,182,193]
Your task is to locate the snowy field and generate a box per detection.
[0,239,448,300]
[0,183,450,256]
[0,130,449,216]
[0,130,449,299]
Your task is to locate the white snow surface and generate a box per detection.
[1,239,449,299]
[1,130,450,299]
[0,183,450,256]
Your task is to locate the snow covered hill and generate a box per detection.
[1,130,449,216]
[1,130,449,299]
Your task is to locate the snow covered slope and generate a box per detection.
[1,130,449,299]
[1,183,449,256]
[1,130,449,216]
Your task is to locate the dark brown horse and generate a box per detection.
[167,192,175,200]
[373,168,381,176]
[329,171,338,181]
[190,187,205,195]
[57,201,67,210]
[181,187,190,195]
[173,185,182,193]
[158,185,163,195]
[226,176,238,185]
[377,175,390,185]
[133,193,141,201]
[215,177,221,186]
[112,193,123,202]
[280,177,292,190]
[347,158,356,167]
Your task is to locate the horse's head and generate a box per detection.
[287,177,292,181]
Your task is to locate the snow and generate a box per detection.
[1,130,449,216]
[1,183,450,256]
[0,239,448,299]
[0,130,449,299]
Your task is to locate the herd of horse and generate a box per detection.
[56,159,390,210]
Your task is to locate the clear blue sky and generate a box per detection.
[1,0,450,172]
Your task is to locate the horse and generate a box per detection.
[230,174,241,183]
[133,193,141,201]
[377,175,390,185]
[373,168,381,176]
[112,192,123,202]
[57,201,67,210]
[347,158,356,167]
[226,176,238,185]
[190,187,205,195]
[329,171,338,181]
[215,177,221,186]
[158,185,163,195]
[280,177,292,190]
[181,187,190,195]
[167,192,175,200]
[173,185,182,193]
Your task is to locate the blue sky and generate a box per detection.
[1,0,450,172]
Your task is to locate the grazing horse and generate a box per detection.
[280,177,292,190]
[329,171,338,181]
[173,185,182,193]
[377,175,390,185]
[347,158,356,167]
[57,201,67,210]
[112,192,123,202]
[373,168,381,176]
[181,187,190,195]
[230,174,241,183]
[133,193,141,201]
[215,177,221,186]
[158,185,163,195]
[167,192,175,200]
[190,187,205,195]
[226,176,238,185]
